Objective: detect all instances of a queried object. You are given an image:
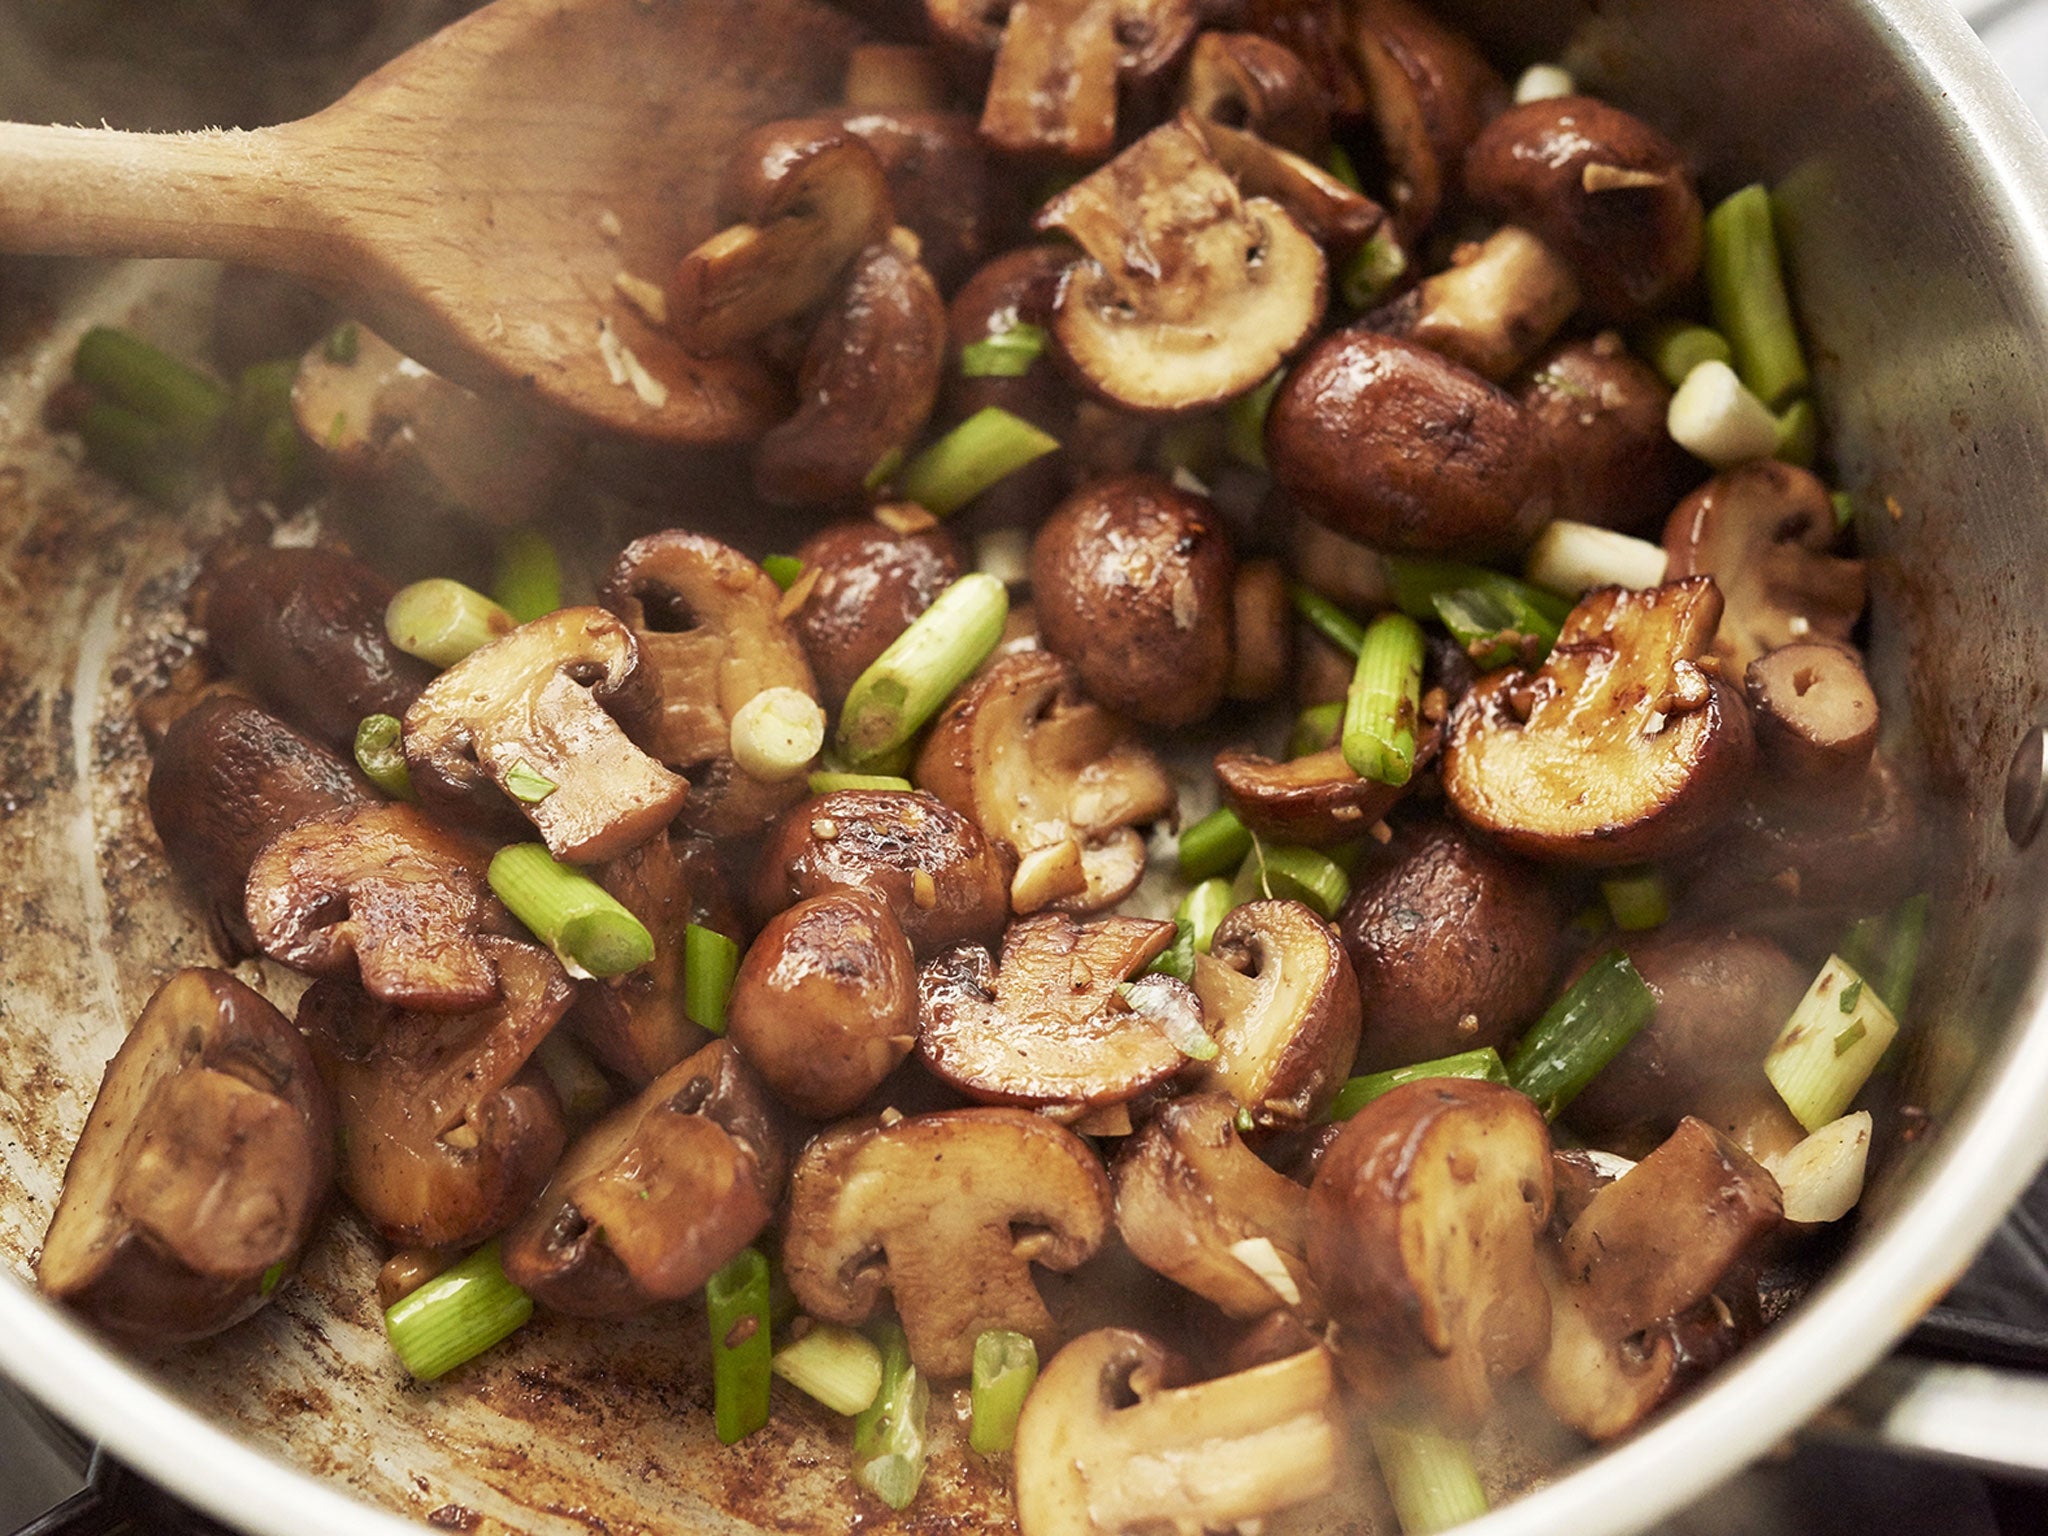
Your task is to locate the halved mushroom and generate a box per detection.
[918,913,1195,1112]
[1112,1093,1314,1318]
[831,110,1018,291]
[245,801,513,1012]
[1180,31,1331,157]
[1662,461,1867,676]
[600,532,819,839]
[783,1106,1113,1376]
[1190,900,1362,1127]
[789,518,965,710]
[1368,226,1580,383]
[500,1040,789,1318]
[298,936,572,1248]
[1308,1079,1554,1425]
[562,830,712,1085]
[1441,577,1755,865]
[403,607,687,864]
[1348,0,1507,240]
[1215,742,1417,848]
[1193,119,1385,251]
[1745,641,1879,787]
[916,649,1177,915]
[1518,334,1697,535]
[1014,1331,1343,1536]
[38,969,333,1342]
[1035,115,1326,414]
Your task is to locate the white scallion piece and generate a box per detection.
[1525,519,1670,597]
[772,1321,884,1417]
[975,525,1032,589]
[1765,956,1899,1131]
[1227,1237,1302,1305]
[1764,1111,1873,1223]
[729,687,826,782]
[1667,359,1781,467]
[1514,62,1576,103]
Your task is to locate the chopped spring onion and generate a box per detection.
[501,759,557,804]
[324,322,361,364]
[1704,183,1810,410]
[808,771,915,795]
[533,1031,612,1120]
[385,578,516,668]
[1765,955,1899,1131]
[1182,876,1235,954]
[1839,892,1929,1016]
[853,1322,930,1511]
[1513,61,1576,103]
[1384,557,1570,669]
[1179,806,1254,883]
[1831,490,1857,531]
[1666,359,1780,468]
[1600,868,1672,933]
[895,407,1060,517]
[230,360,304,500]
[1523,520,1670,598]
[1289,583,1367,658]
[1775,396,1819,468]
[1762,1110,1873,1224]
[773,1321,884,1417]
[762,553,805,591]
[1343,612,1426,787]
[1121,976,1218,1061]
[960,323,1048,379]
[491,529,562,623]
[1289,701,1345,759]
[1341,230,1409,311]
[73,325,227,448]
[1231,840,1351,921]
[1323,143,1363,191]
[730,686,827,783]
[1148,923,1196,983]
[969,1330,1039,1455]
[80,400,196,506]
[685,923,741,1035]
[1506,950,1657,1120]
[836,573,1008,768]
[1331,1047,1512,1121]
[383,1241,531,1382]
[1225,370,1285,470]
[1639,320,1732,391]
[353,714,414,800]
[708,1248,773,1445]
[488,843,654,979]
[1368,1414,1488,1535]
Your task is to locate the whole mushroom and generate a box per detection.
[787,518,965,712]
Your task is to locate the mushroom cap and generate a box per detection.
[1215,744,1413,849]
[788,519,965,711]
[831,110,1019,290]
[783,1106,1112,1377]
[1518,334,1697,536]
[1349,0,1507,240]
[1194,119,1385,252]
[38,969,333,1342]
[1744,641,1879,786]
[1179,30,1332,158]
[1440,577,1756,865]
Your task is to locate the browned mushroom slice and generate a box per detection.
[38,969,332,1343]
[1441,577,1755,866]
[1216,743,1412,848]
[1193,119,1385,251]
[832,110,1018,291]
[1662,460,1867,675]
[1368,226,1580,383]
[1190,900,1362,1127]
[562,831,711,1085]
[918,913,1192,1111]
[1348,0,1507,240]
[299,936,573,1249]
[1112,1093,1314,1318]
[1308,1079,1554,1426]
[1014,1331,1343,1536]
[1745,641,1879,786]
[245,802,511,1012]
[916,649,1176,915]
[789,519,965,711]
[670,124,893,354]
[1180,31,1331,157]
[501,1040,789,1318]
[1519,334,1698,536]
[1035,115,1326,413]
[783,1107,1112,1376]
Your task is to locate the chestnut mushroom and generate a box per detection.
[1308,1079,1554,1425]
[1348,0,1508,240]
[787,518,965,711]
[1031,474,1236,728]
[500,1041,789,1317]
[1192,119,1385,252]
[1441,577,1755,865]
[1014,1332,1343,1536]
[1035,115,1326,414]
[1745,641,1880,787]
[727,888,918,1120]
[1179,31,1330,157]
[831,109,1018,290]
[298,936,572,1249]
[915,649,1176,915]
[562,830,713,1085]
[1465,97,1704,323]
[1368,225,1581,383]
[1190,899,1362,1127]
[403,607,688,864]
[1519,334,1698,535]
[1245,0,1367,120]
[783,1107,1113,1377]
[38,969,333,1342]
[917,913,1197,1113]
[1215,742,1419,848]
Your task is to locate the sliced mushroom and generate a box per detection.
[783,1106,1112,1376]
[789,518,966,710]
[1190,900,1362,1127]
[831,110,1018,290]
[1035,114,1326,413]
[1369,225,1580,383]
[1193,119,1385,251]
[298,935,572,1248]
[1662,461,1867,675]
[600,532,819,839]
[1441,577,1755,865]
[1348,0,1507,240]
[1014,1331,1343,1536]
[562,830,712,1085]
[1216,743,1413,848]
[500,1040,789,1317]
[1745,641,1879,786]
[1308,1078,1554,1425]
[245,801,512,1012]
[916,649,1176,915]
[38,969,332,1342]
[1112,1093,1314,1318]
[1180,31,1331,157]
[403,607,687,863]
[918,913,1193,1112]
[1519,334,1697,535]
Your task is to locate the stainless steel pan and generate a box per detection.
[5,2,2048,1532]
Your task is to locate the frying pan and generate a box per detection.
[6,1,2048,1532]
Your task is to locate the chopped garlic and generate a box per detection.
[597,208,624,240]
[613,271,669,327]
[1228,1237,1302,1305]
[617,343,670,409]
[596,319,630,386]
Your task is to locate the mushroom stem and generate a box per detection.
[895,406,1061,517]
[853,1322,930,1511]
[383,1241,533,1382]
[1342,612,1426,787]
[488,843,654,980]
[836,572,1008,767]
[1331,1047,1512,1121]
[969,1329,1040,1454]
[353,714,413,800]
[708,1247,774,1445]
[1505,950,1657,1120]
[384,578,517,668]
[1365,1413,1489,1534]
[1704,183,1810,410]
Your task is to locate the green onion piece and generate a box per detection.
[491,529,562,623]
[1343,612,1426,786]
[853,1322,930,1511]
[259,1260,287,1296]
[533,1031,612,1120]
[502,759,557,804]
[1225,370,1285,470]
[1639,320,1733,390]
[762,553,805,591]
[1289,701,1345,759]
[385,578,517,668]
[1342,231,1409,311]
[1831,490,1856,531]
[73,326,226,448]
[1600,868,1671,933]
[1179,806,1254,882]
[808,771,915,795]
[1148,922,1196,982]
[353,714,414,800]
[837,573,1009,767]
[895,407,1060,517]
[1704,183,1810,410]
[1331,1047,1512,1121]
[685,923,741,1034]
[324,322,361,364]
[864,446,905,495]
[383,1241,532,1382]
[1289,583,1367,658]
[773,1322,884,1417]
[488,843,654,979]
[1181,876,1235,954]
[1121,978,1218,1060]
[1774,396,1819,468]
[1506,950,1657,1120]
[1231,841,1351,920]
[707,1247,773,1445]
[1840,892,1928,1016]
[1765,954,1900,1131]
[1323,143,1363,191]
[960,323,1048,379]
[968,1329,1039,1455]
[229,360,304,499]
[1386,557,1570,668]
[80,400,197,506]
[1367,1414,1489,1535]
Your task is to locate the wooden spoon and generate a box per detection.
[0,0,864,444]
